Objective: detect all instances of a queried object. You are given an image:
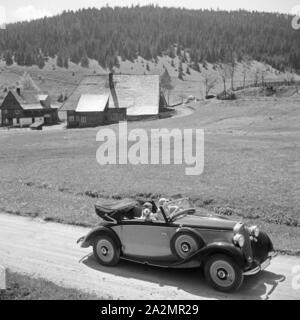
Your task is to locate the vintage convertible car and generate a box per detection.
[77,197,277,292]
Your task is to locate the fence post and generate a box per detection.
[0,265,6,290]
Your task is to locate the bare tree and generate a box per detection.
[202,69,217,97]
[285,67,295,85]
[253,67,260,87]
[260,63,267,86]
[228,50,237,90]
[218,64,230,96]
[252,65,267,87]
[242,56,251,88]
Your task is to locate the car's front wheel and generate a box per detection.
[93,234,120,266]
[204,254,244,292]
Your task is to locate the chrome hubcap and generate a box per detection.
[217,269,227,280]
[181,243,191,253]
[96,239,114,263]
[175,234,198,259]
[210,260,236,288]
[101,246,108,256]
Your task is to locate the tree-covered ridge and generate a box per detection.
[0,6,299,71]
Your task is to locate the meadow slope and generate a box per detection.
[0,97,299,253]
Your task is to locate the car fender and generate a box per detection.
[173,227,205,244]
[170,227,205,258]
[80,226,121,249]
[197,242,245,267]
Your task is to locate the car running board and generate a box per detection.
[121,256,201,269]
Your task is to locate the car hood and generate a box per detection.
[174,211,238,230]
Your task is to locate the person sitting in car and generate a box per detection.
[154,198,169,221]
[141,202,155,221]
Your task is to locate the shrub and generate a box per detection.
[217,91,236,100]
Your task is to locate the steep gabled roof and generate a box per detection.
[61,74,160,116]
[9,90,50,110]
[76,94,109,112]
[60,76,109,112]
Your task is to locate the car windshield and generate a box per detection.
[163,198,195,221]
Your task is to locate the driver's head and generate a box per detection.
[158,198,169,207]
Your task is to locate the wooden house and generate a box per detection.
[0,89,58,127]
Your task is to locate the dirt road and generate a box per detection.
[0,213,299,300]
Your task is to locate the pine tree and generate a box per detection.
[70,50,80,64]
[64,56,69,69]
[176,45,181,57]
[169,46,176,59]
[80,55,89,68]
[4,51,13,66]
[160,68,173,104]
[24,52,33,66]
[15,51,25,66]
[38,55,45,69]
[178,61,184,80]
[192,61,200,72]
[56,52,64,68]
[0,7,298,71]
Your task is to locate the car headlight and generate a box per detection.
[233,234,245,247]
[249,226,260,238]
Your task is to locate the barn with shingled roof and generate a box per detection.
[60,73,170,128]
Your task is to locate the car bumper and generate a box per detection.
[243,251,278,276]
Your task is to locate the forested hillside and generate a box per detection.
[0,6,299,72]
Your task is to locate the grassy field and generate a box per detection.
[0,270,99,300]
[0,96,299,254]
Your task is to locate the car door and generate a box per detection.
[119,220,175,260]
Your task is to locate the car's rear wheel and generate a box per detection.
[204,254,244,292]
[93,234,120,266]
[171,232,202,260]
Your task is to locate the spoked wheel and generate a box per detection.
[93,235,120,266]
[204,254,244,292]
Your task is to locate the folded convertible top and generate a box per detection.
[95,198,140,220]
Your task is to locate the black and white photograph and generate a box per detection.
[0,0,299,304]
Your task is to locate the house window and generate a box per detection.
[69,116,75,122]
[17,118,20,124]
[81,116,87,123]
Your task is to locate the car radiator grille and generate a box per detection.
[250,232,272,263]
[237,224,253,264]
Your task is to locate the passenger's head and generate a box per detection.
[143,202,153,210]
[142,208,152,221]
